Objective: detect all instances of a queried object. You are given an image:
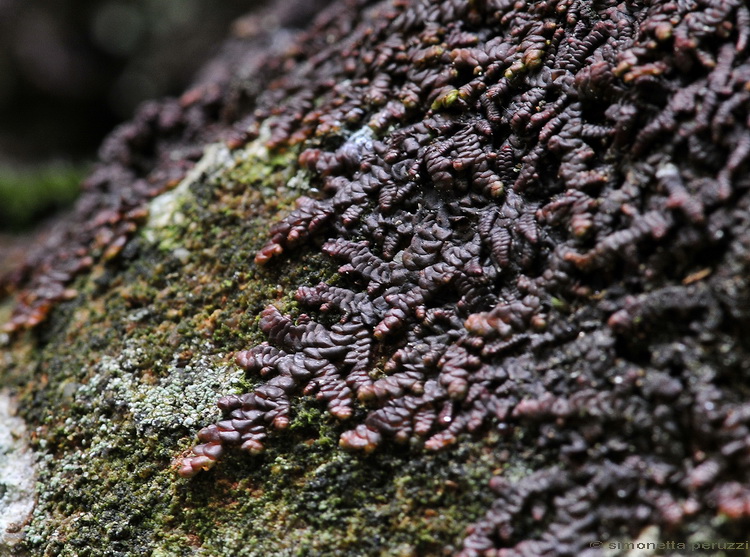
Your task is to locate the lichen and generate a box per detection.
[181,0,750,553]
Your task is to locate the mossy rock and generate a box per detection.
[4,0,750,555]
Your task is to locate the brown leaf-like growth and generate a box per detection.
[7,0,750,553]
[182,0,750,551]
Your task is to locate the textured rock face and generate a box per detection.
[3,0,750,555]
[0,391,36,555]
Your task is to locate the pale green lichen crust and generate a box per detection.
[1,136,500,556]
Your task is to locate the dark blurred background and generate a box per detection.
[0,0,257,232]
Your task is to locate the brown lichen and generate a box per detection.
[181,0,750,552]
[7,0,750,554]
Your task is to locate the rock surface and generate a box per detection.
[3,0,750,555]
[0,391,36,556]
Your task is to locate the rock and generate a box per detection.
[3,0,750,554]
[0,391,36,557]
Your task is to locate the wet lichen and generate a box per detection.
[182,0,750,554]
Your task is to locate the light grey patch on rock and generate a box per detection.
[0,390,36,556]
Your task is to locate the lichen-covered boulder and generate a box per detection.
[3,0,750,555]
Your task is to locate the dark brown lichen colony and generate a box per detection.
[7,0,750,554]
